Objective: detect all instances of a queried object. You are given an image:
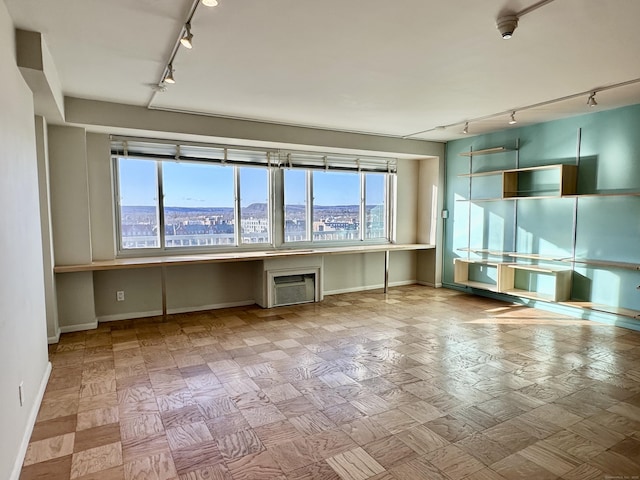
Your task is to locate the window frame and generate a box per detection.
[114,155,275,256]
[111,138,398,257]
[281,168,395,246]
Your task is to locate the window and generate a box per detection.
[116,156,272,252]
[239,167,270,244]
[365,173,387,239]
[283,169,392,244]
[163,162,235,247]
[284,169,309,242]
[313,171,361,241]
[117,158,160,249]
[114,138,395,254]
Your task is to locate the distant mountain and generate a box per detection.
[122,203,377,215]
[243,203,268,214]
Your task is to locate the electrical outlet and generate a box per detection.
[18,381,24,406]
[116,290,125,302]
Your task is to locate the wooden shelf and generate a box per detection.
[508,252,569,262]
[458,170,503,178]
[455,280,501,292]
[506,264,572,274]
[567,258,640,271]
[458,146,515,157]
[457,248,512,257]
[457,249,570,262]
[501,164,575,174]
[562,191,640,199]
[503,289,557,302]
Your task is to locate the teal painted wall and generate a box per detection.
[444,103,640,324]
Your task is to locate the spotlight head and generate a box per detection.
[509,111,517,125]
[587,92,598,107]
[496,15,518,39]
[165,65,175,84]
[180,23,193,49]
[463,122,469,135]
[202,0,218,5]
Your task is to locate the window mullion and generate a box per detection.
[307,170,313,242]
[157,161,166,250]
[360,173,366,241]
[268,167,274,246]
[389,173,397,243]
[234,166,241,246]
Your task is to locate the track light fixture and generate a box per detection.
[164,65,175,84]
[202,0,218,5]
[180,23,193,49]
[496,15,518,39]
[587,92,598,107]
[509,111,517,125]
[463,122,469,134]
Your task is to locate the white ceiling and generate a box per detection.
[6,0,640,142]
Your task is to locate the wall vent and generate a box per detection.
[267,267,321,308]
[273,274,315,307]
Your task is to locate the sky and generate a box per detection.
[118,158,385,208]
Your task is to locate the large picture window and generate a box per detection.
[116,157,271,252]
[283,169,390,244]
[113,139,395,254]
[118,158,160,249]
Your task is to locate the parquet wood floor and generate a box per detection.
[20,285,640,479]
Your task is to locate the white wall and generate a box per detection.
[87,133,115,260]
[48,125,92,264]
[34,116,59,341]
[0,5,50,479]
[416,157,444,286]
[48,126,97,330]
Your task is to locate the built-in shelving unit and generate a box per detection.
[453,141,640,321]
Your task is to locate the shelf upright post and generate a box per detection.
[512,139,520,255]
[571,128,581,267]
[467,147,473,261]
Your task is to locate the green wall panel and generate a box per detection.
[516,198,574,258]
[575,196,640,264]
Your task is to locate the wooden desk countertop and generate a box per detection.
[54,243,435,273]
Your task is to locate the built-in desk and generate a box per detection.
[54,243,434,316]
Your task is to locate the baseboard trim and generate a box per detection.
[11,361,52,480]
[59,321,98,334]
[324,280,416,296]
[97,310,163,323]
[417,281,442,288]
[97,300,256,323]
[47,329,61,344]
[441,281,640,333]
[168,300,256,315]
